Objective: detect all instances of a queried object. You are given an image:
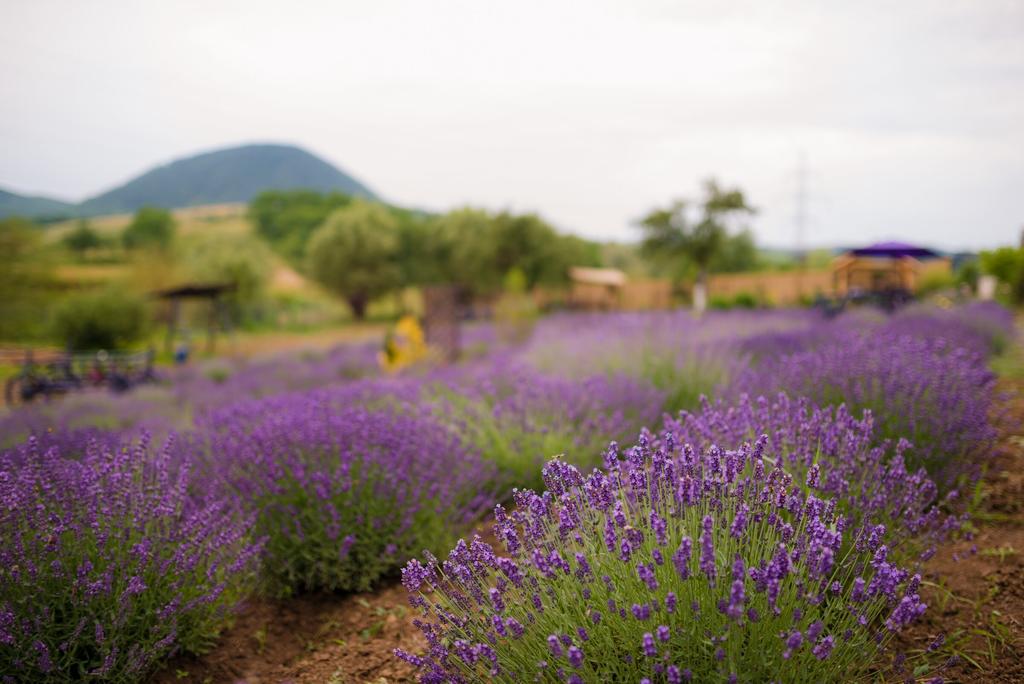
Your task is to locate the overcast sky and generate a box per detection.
[1,0,1021,250]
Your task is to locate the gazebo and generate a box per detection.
[831,241,947,297]
[153,283,235,354]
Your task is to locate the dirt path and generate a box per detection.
[154,525,504,684]
[900,368,1024,683]
[154,583,423,684]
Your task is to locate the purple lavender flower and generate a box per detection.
[642,633,657,657]
[547,634,562,658]
[673,537,692,580]
[700,516,716,582]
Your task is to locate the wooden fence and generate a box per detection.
[708,270,834,306]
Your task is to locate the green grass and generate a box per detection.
[991,347,1024,379]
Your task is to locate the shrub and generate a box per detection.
[665,394,960,565]
[709,292,761,310]
[398,437,926,682]
[51,289,149,350]
[731,332,998,489]
[190,391,495,596]
[62,221,104,256]
[122,207,175,251]
[731,291,759,309]
[0,434,259,682]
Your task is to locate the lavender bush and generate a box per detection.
[189,390,496,596]
[0,435,260,683]
[665,394,961,565]
[432,361,665,490]
[398,435,927,682]
[524,310,816,413]
[881,301,1013,357]
[732,332,999,488]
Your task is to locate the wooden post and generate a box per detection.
[165,298,180,355]
[206,294,218,353]
[423,285,460,364]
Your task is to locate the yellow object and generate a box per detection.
[378,315,431,372]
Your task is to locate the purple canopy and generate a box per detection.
[850,241,939,259]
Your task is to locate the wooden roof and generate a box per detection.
[569,267,627,287]
[153,283,235,299]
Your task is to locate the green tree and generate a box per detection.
[430,208,503,297]
[980,246,1024,304]
[492,212,599,288]
[955,260,980,292]
[0,217,57,341]
[429,208,599,300]
[306,201,402,319]
[710,229,759,273]
[51,289,149,350]
[123,207,175,251]
[392,209,439,286]
[182,234,273,323]
[638,179,755,310]
[250,190,352,262]
[62,220,103,256]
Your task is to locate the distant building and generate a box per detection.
[568,267,627,310]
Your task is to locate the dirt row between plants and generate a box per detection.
[158,370,1024,684]
[154,582,422,684]
[900,371,1024,682]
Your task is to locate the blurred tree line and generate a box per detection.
[0,206,277,349]
[0,217,60,342]
[252,191,600,319]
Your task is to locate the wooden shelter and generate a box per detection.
[153,283,234,353]
[831,242,949,296]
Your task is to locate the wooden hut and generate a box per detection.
[831,241,950,296]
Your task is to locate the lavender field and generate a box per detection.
[1,302,1019,683]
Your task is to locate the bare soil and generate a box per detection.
[155,522,502,684]
[154,583,423,684]
[899,373,1024,683]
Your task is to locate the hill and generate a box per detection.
[79,144,377,215]
[0,144,377,219]
[0,188,75,220]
